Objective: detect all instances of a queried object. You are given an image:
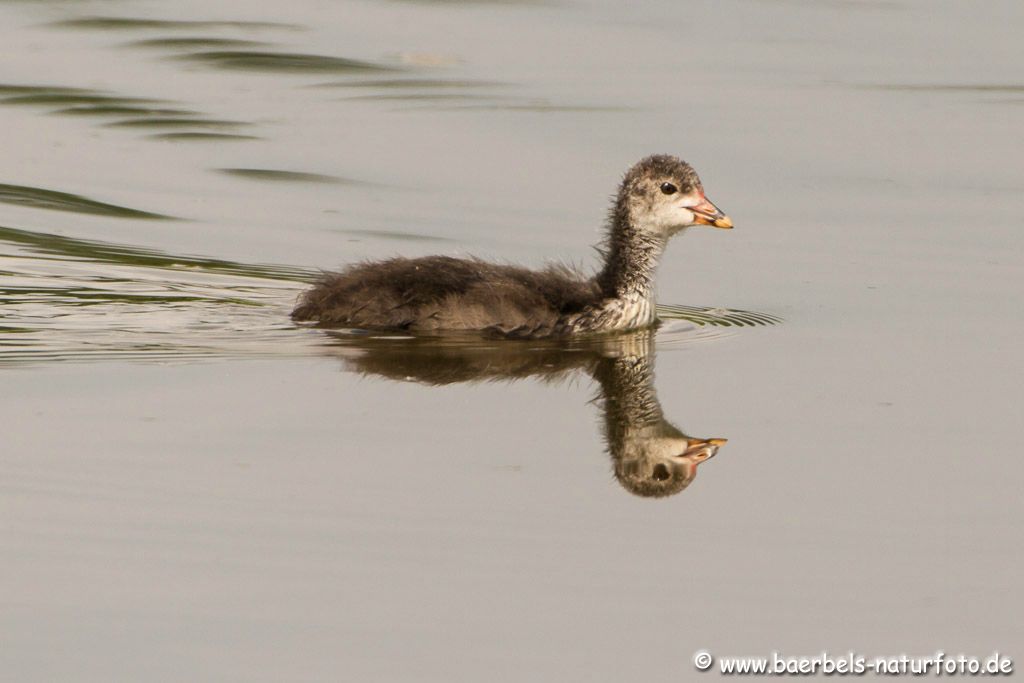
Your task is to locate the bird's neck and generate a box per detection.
[593,207,666,325]
[555,204,669,335]
[593,346,665,438]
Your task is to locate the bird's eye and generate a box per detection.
[660,182,677,195]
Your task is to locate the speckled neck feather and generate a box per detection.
[599,190,667,297]
[594,349,664,436]
[557,173,673,334]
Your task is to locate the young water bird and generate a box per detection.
[292,154,732,337]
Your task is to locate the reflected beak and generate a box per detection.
[683,437,728,462]
[691,195,733,229]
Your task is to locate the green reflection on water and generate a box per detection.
[124,37,271,49]
[0,225,313,282]
[1,93,161,106]
[0,84,92,95]
[312,77,511,105]
[176,50,398,74]
[0,184,171,219]
[0,84,202,122]
[0,286,252,307]
[429,102,632,112]
[105,117,249,129]
[52,105,200,117]
[342,93,499,103]
[217,169,344,184]
[311,78,506,89]
[48,17,299,31]
[149,132,260,141]
[0,82,257,140]
[336,228,454,243]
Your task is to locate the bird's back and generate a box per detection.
[292,256,602,337]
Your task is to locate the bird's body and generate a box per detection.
[292,256,603,337]
[292,155,732,337]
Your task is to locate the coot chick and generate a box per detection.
[292,155,732,337]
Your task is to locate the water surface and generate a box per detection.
[2,0,1022,680]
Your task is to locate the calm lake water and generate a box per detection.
[3,0,1022,680]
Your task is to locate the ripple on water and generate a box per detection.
[0,183,172,219]
[0,84,92,96]
[148,132,261,142]
[310,78,507,90]
[123,37,272,50]
[305,77,621,112]
[0,227,313,366]
[1,92,161,107]
[175,51,398,74]
[104,117,251,130]
[216,169,346,184]
[657,303,782,328]
[52,105,200,117]
[0,225,312,281]
[0,226,778,366]
[0,83,259,141]
[46,17,301,31]
[0,85,170,120]
[313,77,511,105]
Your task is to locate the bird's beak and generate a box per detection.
[691,195,733,229]
[683,437,728,462]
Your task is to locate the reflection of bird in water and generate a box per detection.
[323,328,726,498]
[293,155,732,337]
[590,339,725,497]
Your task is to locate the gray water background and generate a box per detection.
[2,0,1022,680]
